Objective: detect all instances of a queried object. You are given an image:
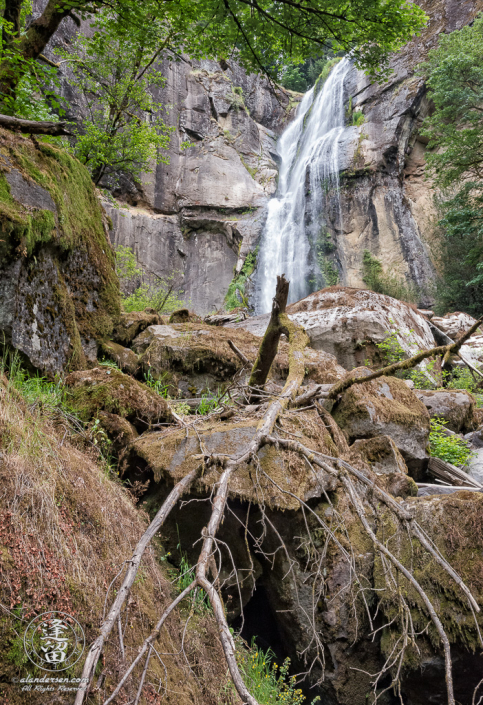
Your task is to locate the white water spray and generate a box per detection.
[254,58,350,313]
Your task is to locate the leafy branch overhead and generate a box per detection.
[0,0,427,121]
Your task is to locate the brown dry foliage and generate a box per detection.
[0,377,237,705]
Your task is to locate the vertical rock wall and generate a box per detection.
[104,60,298,314]
[332,0,483,302]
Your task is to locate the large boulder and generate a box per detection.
[0,129,120,373]
[65,367,171,430]
[286,287,436,369]
[331,368,430,477]
[414,389,478,433]
[431,312,481,340]
[130,408,340,510]
[132,322,346,396]
[229,287,437,371]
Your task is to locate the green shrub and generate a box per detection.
[225,248,258,311]
[115,245,186,314]
[236,639,315,705]
[352,110,365,126]
[122,281,186,314]
[362,250,419,304]
[429,417,475,467]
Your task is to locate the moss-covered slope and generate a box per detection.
[0,128,120,373]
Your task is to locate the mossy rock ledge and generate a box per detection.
[65,367,172,430]
[0,129,120,373]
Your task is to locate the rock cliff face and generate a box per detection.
[104,0,483,313]
[334,0,483,299]
[104,60,298,314]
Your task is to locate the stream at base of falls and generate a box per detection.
[254,57,350,314]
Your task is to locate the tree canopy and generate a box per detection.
[0,0,427,114]
[421,13,483,316]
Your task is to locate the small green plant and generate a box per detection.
[362,250,419,304]
[115,244,143,287]
[229,85,247,112]
[225,248,258,310]
[375,331,438,389]
[169,551,210,613]
[197,392,219,415]
[98,358,121,370]
[1,349,75,414]
[144,370,171,398]
[236,638,316,705]
[429,417,475,467]
[321,256,339,286]
[352,110,365,126]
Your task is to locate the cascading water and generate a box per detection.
[254,58,350,313]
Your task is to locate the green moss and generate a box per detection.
[67,368,170,425]
[374,494,483,673]
[0,129,121,356]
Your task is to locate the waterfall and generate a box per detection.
[254,57,350,313]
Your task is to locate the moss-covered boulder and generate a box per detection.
[100,340,139,375]
[65,367,171,430]
[375,491,483,704]
[130,408,340,510]
[112,309,161,346]
[132,322,346,397]
[0,129,120,373]
[96,410,138,453]
[331,367,430,477]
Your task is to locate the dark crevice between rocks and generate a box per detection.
[232,583,288,662]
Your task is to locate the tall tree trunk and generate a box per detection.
[0,0,72,113]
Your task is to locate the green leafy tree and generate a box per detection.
[280,54,339,92]
[115,245,186,314]
[421,14,483,315]
[280,65,307,92]
[57,6,174,183]
[0,0,427,117]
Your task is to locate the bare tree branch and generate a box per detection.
[0,113,72,135]
[328,316,483,399]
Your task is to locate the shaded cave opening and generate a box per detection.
[232,583,288,665]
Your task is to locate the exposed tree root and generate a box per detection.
[74,468,200,705]
[77,278,482,705]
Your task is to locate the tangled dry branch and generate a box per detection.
[76,277,482,705]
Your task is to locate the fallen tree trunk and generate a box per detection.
[0,113,73,135]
